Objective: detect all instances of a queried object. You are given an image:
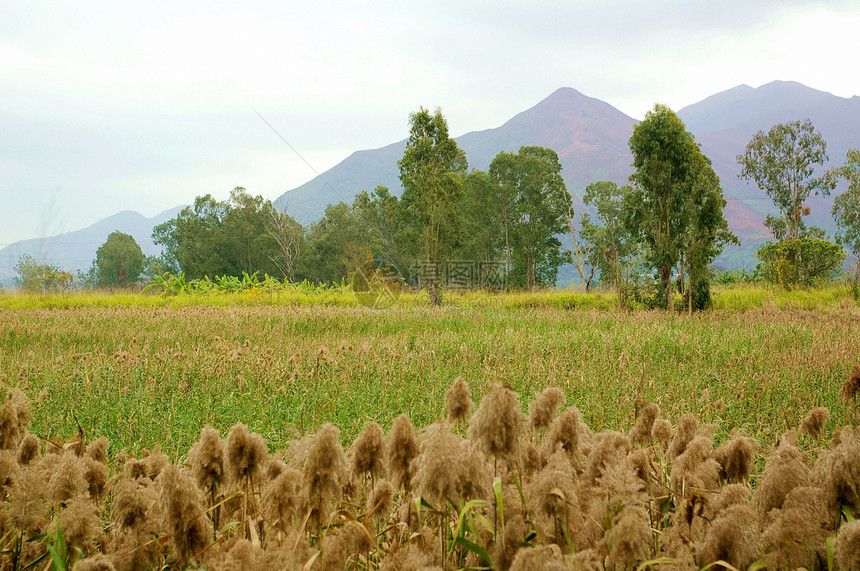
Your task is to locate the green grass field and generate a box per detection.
[1,285,857,460]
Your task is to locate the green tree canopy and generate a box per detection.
[152,188,292,280]
[94,231,145,288]
[737,119,835,240]
[457,170,505,265]
[398,107,467,303]
[352,185,413,272]
[756,238,846,287]
[302,201,375,284]
[625,104,736,310]
[490,146,568,289]
[13,255,73,293]
[581,180,634,290]
[830,149,860,261]
[301,186,417,284]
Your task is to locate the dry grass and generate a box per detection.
[1,303,858,458]
[1,295,859,568]
[0,383,857,569]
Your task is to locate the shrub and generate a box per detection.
[13,255,73,293]
[756,238,846,288]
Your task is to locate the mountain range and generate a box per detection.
[274,80,860,273]
[3,81,858,286]
[0,208,182,287]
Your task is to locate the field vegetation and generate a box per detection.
[1,283,860,568]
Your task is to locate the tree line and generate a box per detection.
[14,106,860,309]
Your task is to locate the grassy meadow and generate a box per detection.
[1,285,857,459]
[1,285,860,569]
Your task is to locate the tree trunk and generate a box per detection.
[502,204,512,274]
[661,266,674,312]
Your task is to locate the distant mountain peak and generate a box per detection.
[755,79,842,101]
[505,86,637,130]
[534,86,622,111]
[678,79,859,137]
[543,86,587,101]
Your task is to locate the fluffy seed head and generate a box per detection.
[0,389,30,450]
[16,433,40,466]
[493,514,528,571]
[695,503,759,569]
[799,407,830,440]
[668,413,699,460]
[835,520,860,571]
[510,545,568,571]
[304,423,345,525]
[367,478,393,517]
[60,496,101,552]
[82,455,109,500]
[141,445,168,479]
[813,426,860,520]
[189,426,225,490]
[351,421,385,479]
[468,382,523,461]
[651,419,673,449]
[219,539,262,571]
[414,424,471,507]
[49,452,86,504]
[111,477,156,530]
[541,406,581,463]
[0,450,19,495]
[529,387,565,432]
[584,431,632,485]
[263,467,302,531]
[761,486,829,569]
[604,505,651,569]
[386,414,419,492]
[526,449,577,522]
[444,377,473,425]
[839,364,860,407]
[754,438,810,523]
[714,432,758,483]
[225,424,269,484]
[74,555,116,571]
[85,437,109,465]
[321,520,373,570]
[630,403,659,446]
[158,464,213,565]
[670,435,720,496]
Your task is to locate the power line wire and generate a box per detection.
[251,107,346,205]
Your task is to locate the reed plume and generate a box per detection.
[303,423,345,528]
[753,435,810,524]
[413,423,472,507]
[835,519,860,571]
[386,414,418,493]
[351,421,385,481]
[444,377,473,425]
[158,464,213,565]
[528,387,564,433]
[630,402,659,446]
[188,426,225,491]
[0,389,30,450]
[468,382,523,462]
[713,432,758,483]
[225,423,268,486]
[541,406,582,464]
[839,364,860,408]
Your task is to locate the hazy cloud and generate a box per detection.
[2,0,859,246]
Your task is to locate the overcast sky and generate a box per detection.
[2,0,860,246]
